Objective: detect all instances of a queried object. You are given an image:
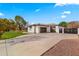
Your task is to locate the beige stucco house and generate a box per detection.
[28,24,55,33]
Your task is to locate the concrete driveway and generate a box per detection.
[0,33,78,56]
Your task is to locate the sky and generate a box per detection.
[0,3,79,24]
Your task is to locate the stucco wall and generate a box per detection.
[28,26,35,33]
[28,26,51,33]
[55,26,59,33]
[36,26,40,33]
[78,28,79,34]
[47,26,50,32]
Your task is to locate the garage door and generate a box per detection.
[40,27,47,33]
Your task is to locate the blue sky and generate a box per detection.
[0,3,79,24]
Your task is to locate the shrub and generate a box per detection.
[1,31,24,39]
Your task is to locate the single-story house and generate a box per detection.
[28,24,55,33]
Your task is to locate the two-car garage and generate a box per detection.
[28,24,53,33]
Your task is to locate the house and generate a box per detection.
[28,24,55,33]
[67,21,79,28]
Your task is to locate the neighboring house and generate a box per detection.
[57,21,79,34]
[28,24,55,33]
[67,21,79,28]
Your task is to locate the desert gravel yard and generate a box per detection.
[42,39,79,56]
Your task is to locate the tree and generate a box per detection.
[0,18,17,32]
[15,15,27,30]
[9,19,17,31]
[59,21,68,27]
[0,18,11,37]
[0,18,10,32]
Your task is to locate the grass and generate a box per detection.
[1,31,25,39]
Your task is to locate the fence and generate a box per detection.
[64,28,77,34]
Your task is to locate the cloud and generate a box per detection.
[54,3,66,7]
[54,2,79,7]
[53,0,79,4]
[62,11,71,15]
[60,11,71,19]
[35,9,40,12]
[0,12,4,16]
[61,15,67,19]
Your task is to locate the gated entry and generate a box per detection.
[59,28,78,34]
[64,28,77,34]
[59,28,62,33]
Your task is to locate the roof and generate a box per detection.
[28,24,56,27]
[67,21,79,28]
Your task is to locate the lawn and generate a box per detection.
[1,31,25,39]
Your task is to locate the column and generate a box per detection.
[62,27,64,34]
[47,26,50,33]
[77,28,79,38]
[77,28,79,34]
[55,26,59,33]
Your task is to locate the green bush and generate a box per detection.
[1,31,24,39]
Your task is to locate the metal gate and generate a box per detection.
[59,28,62,33]
[64,28,77,34]
[59,28,77,34]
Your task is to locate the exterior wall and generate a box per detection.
[78,28,79,34]
[27,27,31,33]
[28,25,51,33]
[28,26,40,33]
[36,26,40,33]
[61,27,64,33]
[55,26,59,33]
[47,26,50,32]
[28,26,35,33]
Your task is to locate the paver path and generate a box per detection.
[42,39,79,56]
[0,33,78,56]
